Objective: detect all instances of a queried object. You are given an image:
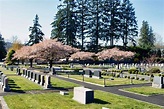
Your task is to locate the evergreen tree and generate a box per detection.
[51,0,77,47]
[120,0,138,47]
[27,14,44,46]
[0,33,7,61]
[156,49,161,58]
[87,0,104,53]
[101,0,121,46]
[75,0,89,50]
[138,21,155,49]
[52,0,138,51]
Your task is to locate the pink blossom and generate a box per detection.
[70,51,96,60]
[97,47,135,61]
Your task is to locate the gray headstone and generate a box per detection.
[40,75,45,86]
[44,75,51,88]
[84,70,92,78]
[92,70,101,79]
[3,77,10,92]
[10,66,14,71]
[73,87,94,104]
[30,72,33,80]
[152,76,164,88]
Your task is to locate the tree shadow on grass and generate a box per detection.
[93,98,111,104]
[8,79,25,93]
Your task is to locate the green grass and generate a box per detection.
[0,66,79,91]
[0,66,16,74]
[51,77,80,89]
[4,90,161,109]
[61,74,148,86]
[8,76,43,91]
[123,86,164,96]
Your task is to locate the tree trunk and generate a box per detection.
[49,60,53,69]
[29,59,33,68]
[117,61,120,69]
[21,60,24,65]
[17,60,19,65]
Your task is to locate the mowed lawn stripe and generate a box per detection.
[4,90,162,109]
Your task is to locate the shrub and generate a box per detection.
[150,74,154,77]
[147,67,160,73]
[131,77,135,79]
[128,69,139,74]
[158,74,162,77]
[101,71,106,75]
[116,74,120,78]
[140,78,145,81]
[136,77,139,80]
[112,73,116,77]
[151,78,154,82]
[112,70,121,73]
[124,76,127,78]
[128,76,130,79]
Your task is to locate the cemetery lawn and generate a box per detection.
[61,75,149,86]
[4,90,161,109]
[51,77,80,88]
[0,67,16,74]
[8,76,43,91]
[123,86,164,96]
[8,77,79,92]
[0,66,79,91]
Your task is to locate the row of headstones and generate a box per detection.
[0,71,10,92]
[16,68,51,89]
[99,63,164,67]
[84,70,102,79]
[97,63,164,70]
[109,72,151,81]
[0,64,15,71]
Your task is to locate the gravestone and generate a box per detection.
[1,75,7,88]
[79,70,84,75]
[22,69,26,76]
[37,74,41,84]
[0,72,3,83]
[84,70,92,78]
[35,73,41,84]
[119,72,123,78]
[6,66,9,70]
[30,71,33,80]
[52,68,57,75]
[40,75,45,86]
[27,70,31,79]
[92,70,101,79]
[44,75,51,88]
[102,107,109,109]
[152,76,164,88]
[60,91,69,95]
[73,87,94,104]
[32,72,36,81]
[10,66,14,71]
[34,73,37,82]
[16,68,21,75]
[3,77,10,92]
